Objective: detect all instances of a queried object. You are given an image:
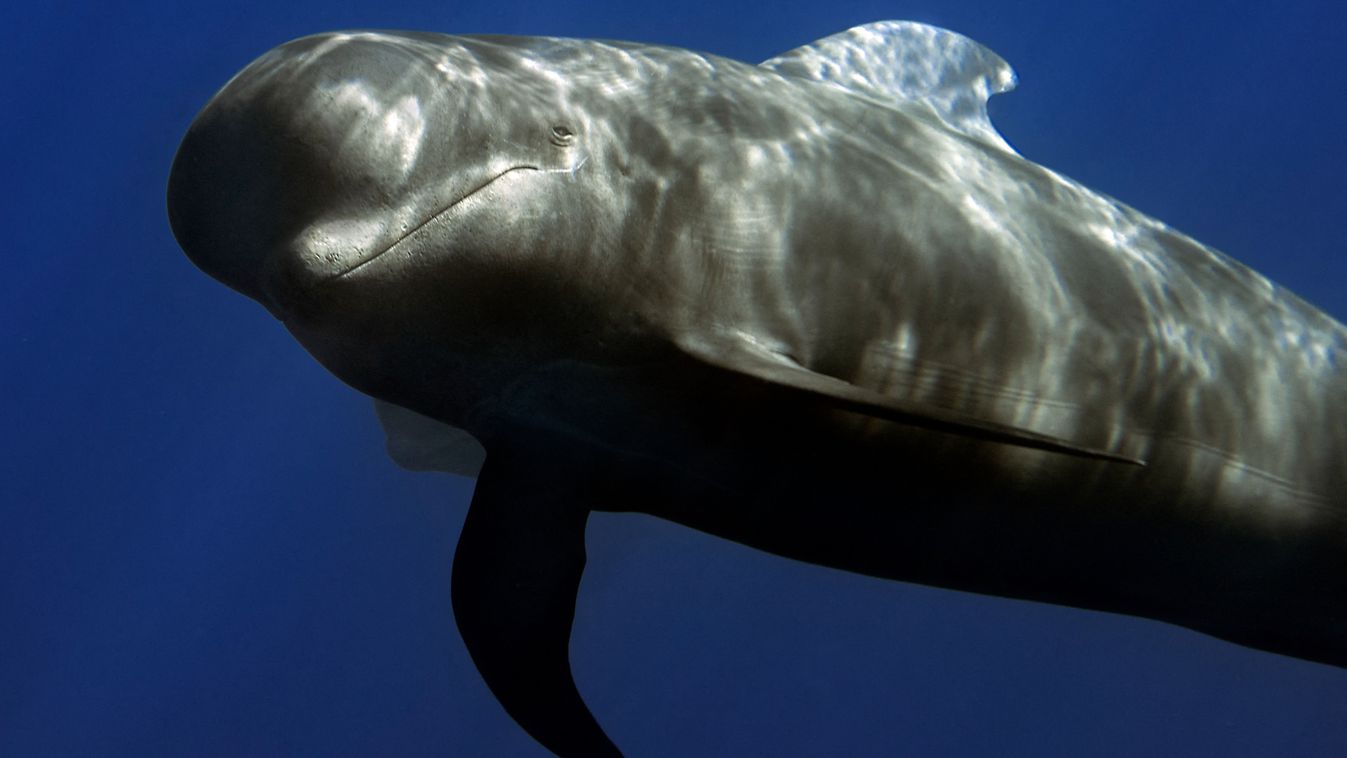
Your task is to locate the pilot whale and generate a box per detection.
[167,20,1347,757]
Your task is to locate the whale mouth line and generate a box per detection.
[330,165,539,281]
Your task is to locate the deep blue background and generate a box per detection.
[4,1,1346,756]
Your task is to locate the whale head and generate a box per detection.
[168,32,606,414]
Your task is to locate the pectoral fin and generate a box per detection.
[451,454,622,757]
[676,332,1142,465]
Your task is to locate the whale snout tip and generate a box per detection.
[167,33,441,306]
[166,104,280,304]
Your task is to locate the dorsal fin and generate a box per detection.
[761,21,1019,153]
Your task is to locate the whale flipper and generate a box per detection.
[373,399,485,476]
[451,454,621,758]
[675,332,1141,465]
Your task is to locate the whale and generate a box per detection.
[166,21,1347,757]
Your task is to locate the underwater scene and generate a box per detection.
[5,1,1346,755]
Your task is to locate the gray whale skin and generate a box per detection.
[167,20,1347,757]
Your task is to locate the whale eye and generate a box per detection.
[549,124,576,147]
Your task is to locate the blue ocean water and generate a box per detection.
[3,1,1345,756]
